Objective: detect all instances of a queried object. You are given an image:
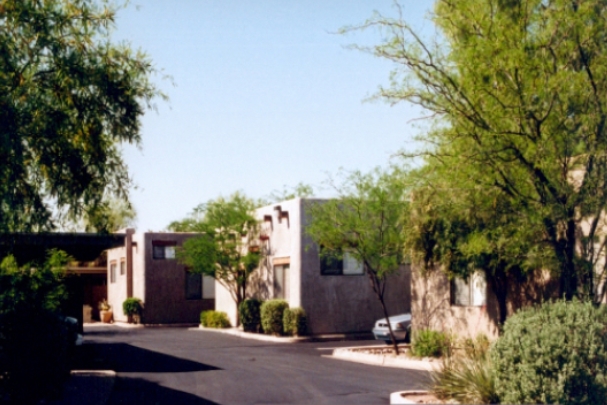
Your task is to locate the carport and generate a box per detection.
[0,232,126,331]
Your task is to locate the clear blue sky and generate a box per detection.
[113,1,435,231]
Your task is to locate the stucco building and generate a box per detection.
[106,230,215,324]
[215,198,412,334]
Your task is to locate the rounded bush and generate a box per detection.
[260,299,289,335]
[200,310,231,328]
[239,299,263,332]
[412,329,449,358]
[283,307,307,336]
[491,299,607,405]
[122,297,143,317]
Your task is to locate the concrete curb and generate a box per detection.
[390,390,431,404]
[50,370,116,405]
[190,326,310,343]
[190,325,374,343]
[327,348,438,371]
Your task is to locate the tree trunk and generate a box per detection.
[559,219,578,300]
[490,268,508,328]
[378,294,400,355]
[364,265,400,355]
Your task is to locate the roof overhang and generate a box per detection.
[0,232,126,264]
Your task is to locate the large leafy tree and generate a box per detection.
[352,0,607,303]
[169,193,263,326]
[0,0,161,233]
[306,167,410,353]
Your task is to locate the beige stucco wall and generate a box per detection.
[411,265,499,340]
[107,243,129,322]
[215,198,412,333]
[411,265,561,340]
[107,231,213,324]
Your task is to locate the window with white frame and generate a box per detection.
[120,259,126,275]
[451,271,487,306]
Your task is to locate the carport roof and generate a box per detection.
[0,232,126,263]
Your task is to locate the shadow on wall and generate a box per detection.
[247,248,272,301]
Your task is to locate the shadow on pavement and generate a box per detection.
[74,342,220,373]
[108,376,219,405]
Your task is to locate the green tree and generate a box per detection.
[169,193,263,326]
[266,182,315,203]
[306,167,410,354]
[0,0,162,233]
[350,0,607,303]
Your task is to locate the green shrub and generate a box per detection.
[491,299,607,405]
[283,307,307,336]
[238,299,263,332]
[200,310,231,328]
[260,299,289,335]
[122,297,143,319]
[412,329,449,358]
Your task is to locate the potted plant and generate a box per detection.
[123,297,143,324]
[98,299,113,323]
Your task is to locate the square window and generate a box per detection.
[451,271,487,306]
[343,252,364,275]
[165,246,175,259]
[320,247,343,275]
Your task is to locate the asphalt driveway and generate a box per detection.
[76,325,429,405]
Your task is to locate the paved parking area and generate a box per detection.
[77,325,429,405]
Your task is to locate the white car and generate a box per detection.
[372,313,411,343]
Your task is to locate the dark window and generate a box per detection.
[274,265,290,299]
[153,245,165,259]
[110,262,117,283]
[185,271,202,300]
[153,241,176,259]
[320,248,343,275]
[120,259,126,275]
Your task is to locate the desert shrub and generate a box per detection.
[461,333,490,360]
[283,307,307,336]
[412,329,449,358]
[238,299,263,332]
[431,338,498,404]
[491,299,607,405]
[200,310,231,328]
[260,299,289,335]
[122,297,143,319]
[431,355,498,404]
